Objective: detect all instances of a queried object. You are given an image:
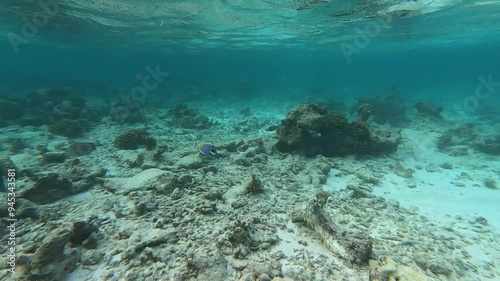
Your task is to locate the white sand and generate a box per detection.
[374,127,500,230]
[373,169,500,230]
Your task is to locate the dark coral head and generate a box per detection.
[114,129,156,150]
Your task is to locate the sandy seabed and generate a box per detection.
[0,94,499,281]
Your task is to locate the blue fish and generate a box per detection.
[197,143,217,156]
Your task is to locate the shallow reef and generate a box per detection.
[0,87,498,281]
[0,87,108,136]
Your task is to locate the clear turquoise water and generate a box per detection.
[1,0,500,105]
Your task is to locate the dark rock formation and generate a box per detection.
[370,127,402,155]
[474,135,500,156]
[69,220,99,249]
[48,119,85,137]
[275,104,400,157]
[21,174,80,204]
[114,129,157,150]
[415,101,443,117]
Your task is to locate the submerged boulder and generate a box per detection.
[275,104,401,157]
[370,127,402,155]
[20,173,89,204]
[114,129,156,150]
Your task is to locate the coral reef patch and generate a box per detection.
[0,87,108,137]
[275,104,401,157]
[114,129,157,150]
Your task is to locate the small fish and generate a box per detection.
[197,143,217,156]
[266,125,278,132]
[66,141,98,157]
